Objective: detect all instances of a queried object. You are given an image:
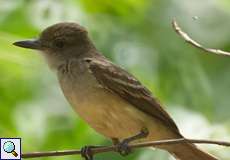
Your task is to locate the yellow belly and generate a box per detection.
[67,86,177,141]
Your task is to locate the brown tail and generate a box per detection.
[166,143,218,160]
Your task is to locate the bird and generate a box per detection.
[13,22,218,160]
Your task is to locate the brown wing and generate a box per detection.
[84,57,180,134]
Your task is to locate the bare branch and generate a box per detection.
[172,19,230,56]
[22,138,230,158]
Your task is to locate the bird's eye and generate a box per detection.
[54,39,65,49]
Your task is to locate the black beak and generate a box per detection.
[13,39,41,50]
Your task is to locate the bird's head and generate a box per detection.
[13,22,94,69]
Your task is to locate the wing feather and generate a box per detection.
[84,57,180,134]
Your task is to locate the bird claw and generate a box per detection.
[116,140,132,156]
[81,146,94,160]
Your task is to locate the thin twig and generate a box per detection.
[22,138,230,158]
[172,19,230,56]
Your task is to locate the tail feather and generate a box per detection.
[166,143,218,160]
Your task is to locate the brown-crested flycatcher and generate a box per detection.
[14,23,218,160]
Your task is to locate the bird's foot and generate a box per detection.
[81,145,96,160]
[116,139,132,156]
[115,128,149,156]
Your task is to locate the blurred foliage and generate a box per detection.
[0,0,230,159]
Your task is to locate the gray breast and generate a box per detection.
[57,59,100,100]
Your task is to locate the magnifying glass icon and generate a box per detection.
[3,141,18,157]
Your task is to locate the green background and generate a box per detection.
[0,0,230,159]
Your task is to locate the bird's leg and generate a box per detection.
[81,146,95,160]
[111,138,120,145]
[81,145,104,160]
[116,128,149,156]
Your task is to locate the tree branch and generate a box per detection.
[172,19,230,56]
[22,138,230,158]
